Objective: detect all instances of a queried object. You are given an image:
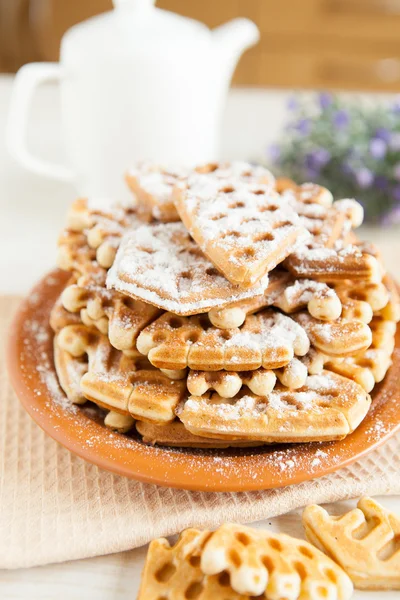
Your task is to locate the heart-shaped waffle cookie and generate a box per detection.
[137,525,353,600]
[173,162,308,287]
[303,497,400,590]
[106,222,272,315]
[136,309,310,372]
[56,324,186,423]
[125,161,189,222]
[200,523,353,598]
[178,371,371,443]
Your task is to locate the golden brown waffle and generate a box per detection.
[57,230,107,285]
[207,269,289,329]
[378,274,400,322]
[186,349,325,397]
[61,283,161,351]
[125,162,189,222]
[303,497,400,590]
[178,371,371,443]
[173,163,308,287]
[50,291,82,333]
[285,240,383,283]
[66,197,142,268]
[53,334,88,405]
[106,222,274,315]
[56,324,186,423]
[293,312,372,357]
[187,368,277,398]
[137,525,353,600]
[274,278,343,321]
[278,180,334,206]
[209,272,380,329]
[136,420,263,448]
[194,160,275,185]
[325,314,397,392]
[136,308,310,372]
[201,523,353,598]
[334,280,390,323]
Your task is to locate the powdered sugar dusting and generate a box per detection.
[107,222,271,315]
[128,162,189,205]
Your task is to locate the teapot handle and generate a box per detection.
[6,62,75,182]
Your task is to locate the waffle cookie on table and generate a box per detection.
[303,497,400,590]
[50,160,399,448]
[137,523,353,600]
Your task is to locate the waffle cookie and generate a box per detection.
[285,240,383,284]
[66,196,142,268]
[324,313,397,392]
[137,525,353,600]
[136,420,263,448]
[173,162,308,287]
[50,289,82,333]
[303,497,400,590]
[293,312,372,357]
[208,269,289,329]
[51,162,398,452]
[125,162,189,222]
[57,230,107,285]
[178,371,371,443]
[55,324,186,423]
[186,348,325,397]
[136,309,310,372]
[106,222,271,315]
[61,283,161,351]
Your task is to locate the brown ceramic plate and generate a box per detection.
[7,269,400,492]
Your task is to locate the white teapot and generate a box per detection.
[7,0,259,197]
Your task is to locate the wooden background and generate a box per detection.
[2,0,400,90]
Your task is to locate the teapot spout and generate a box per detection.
[212,18,260,79]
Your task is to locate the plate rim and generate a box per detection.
[7,269,400,492]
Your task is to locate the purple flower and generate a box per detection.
[393,163,400,181]
[333,110,349,128]
[268,144,281,162]
[374,127,391,143]
[369,138,387,159]
[296,118,311,135]
[374,174,389,190]
[355,168,373,188]
[319,92,333,110]
[305,148,331,171]
[392,185,400,202]
[287,96,299,111]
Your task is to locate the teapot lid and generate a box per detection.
[62,0,210,55]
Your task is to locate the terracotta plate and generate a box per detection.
[7,269,400,492]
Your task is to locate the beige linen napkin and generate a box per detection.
[2,296,400,570]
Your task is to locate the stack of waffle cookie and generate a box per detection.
[50,161,400,448]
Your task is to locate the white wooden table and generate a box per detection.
[0,74,399,598]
